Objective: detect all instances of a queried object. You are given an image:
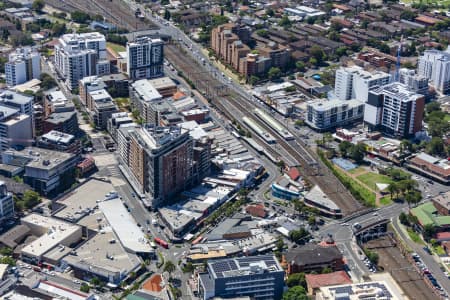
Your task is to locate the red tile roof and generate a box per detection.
[288,167,300,181]
[246,204,267,218]
[305,271,352,290]
[436,232,450,241]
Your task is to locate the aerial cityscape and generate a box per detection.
[0,0,449,299]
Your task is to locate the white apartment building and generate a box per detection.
[364,82,425,138]
[5,47,41,87]
[0,106,33,152]
[54,32,110,90]
[306,99,364,131]
[126,37,164,80]
[0,182,14,224]
[334,66,391,102]
[418,47,450,93]
[398,68,429,95]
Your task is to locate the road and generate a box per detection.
[392,216,450,296]
[317,202,407,280]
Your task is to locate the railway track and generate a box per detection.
[45,0,156,31]
[165,43,364,215]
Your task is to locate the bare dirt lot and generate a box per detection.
[366,237,438,300]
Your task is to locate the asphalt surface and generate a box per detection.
[318,202,407,280]
[392,216,450,296]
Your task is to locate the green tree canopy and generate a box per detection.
[268,67,282,80]
[282,286,308,300]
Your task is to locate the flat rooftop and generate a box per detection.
[4,147,74,170]
[99,198,152,254]
[21,214,81,258]
[147,77,176,89]
[63,230,141,277]
[208,255,282,279]
[41,130,74,144]
[54,179,116,222]
[159,207,194,232]
[305,185,340,211]
[131,80,163,102]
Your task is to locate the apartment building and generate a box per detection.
[0,182,14,224]
[198,255,285,300]
[125,125,193,208]
[418,47,450,93]
[54,32,109,90]
[334,65,391,102]
[5,47,41,86]
[126,36,164,80]
[258,42,290,69]
[0,98,34,152]
[130,79,163,124]
[364,82,425,138]
[78,76,107,107]
[306,99,364,131]
[87,89,118,129]
[399,68,429,95]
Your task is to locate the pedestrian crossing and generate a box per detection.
[105,165,121,177]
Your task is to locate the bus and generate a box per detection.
[191,235,203,245]
[154,237,169,249]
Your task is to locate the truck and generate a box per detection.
[154,237,169,249]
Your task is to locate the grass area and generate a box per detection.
[445,114,450,122]
[114,97,130,110]
[318,150,376,207]
[433,245,446,256]
[107,42,126,53]
[356,172,393,192]
[348,167,366,175]
[407,228,425,245]
[379,195,393,206]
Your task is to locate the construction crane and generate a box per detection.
[394,35,403,82]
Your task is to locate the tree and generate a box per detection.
[426,101,441,114]
[52,22,66,36]
[89,277,101,286]
[0,247,12,256]
[249,75,259,85]
[422,224,435,241]
[322,267,333,274]
[0,256,15,266]
[309,45,326,64]
[289,228,309,244]
[268,67,281,80]
[164,260,176,274]
[40,73,57,90]
[364,248,379,265]
[426,137,445,156]
[282,286,308,300]
[277,159,286,171]
[405,190,422,208]
[32,0,45,12]
[256,29,269,38]
[336,46,348,58]
[182,262,194,273]
[164,9,171,20]
[22,190,41,209]
[349,143,365,163]
[339,141,352,157]
[295,61,305,72]
[400,139,412,154]
[80,283,90,293]
[279,16,292,28]
[286,272,306,287]
[71,11,91,24]
[387,183,398,201]
[399,212,409,225]
[379,43,391,54]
